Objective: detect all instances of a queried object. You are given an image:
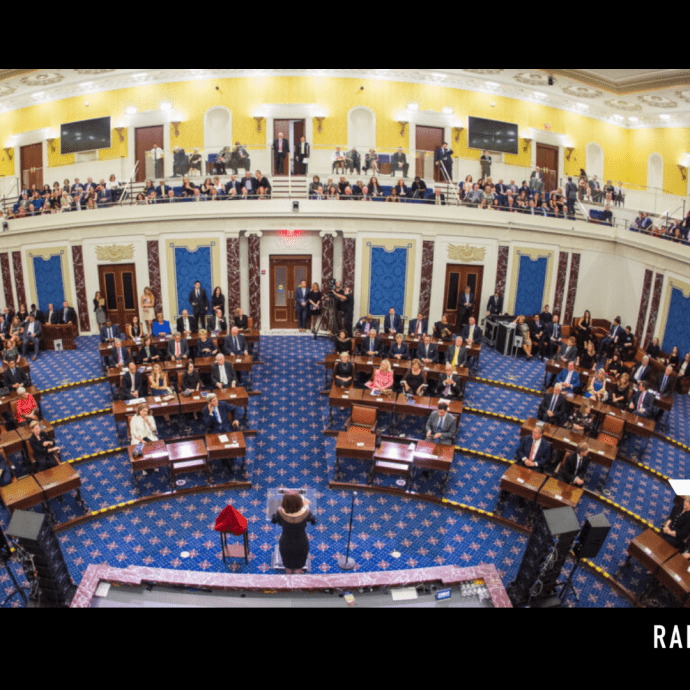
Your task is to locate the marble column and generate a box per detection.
[341,237,356,289]
[12,251,26,311]
[552,251,569,317]
[0,253,14,311]
[635,269,654,343]
[226,236,241,313]
[247,232,262,330]
[644,273,664,349]
[147,240,162,314]
[419,240,435,318]
[495,246,509,296]
[320,232,335,289]
[563,253,580,326]
[72,245,90,333]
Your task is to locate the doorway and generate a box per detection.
[443,264,485,331]
[98,264,139,332]
[273,120,306,176]
[416,126,445,182]
[20,143,43,191]
[269,256,312,330]
[536,144,559,193]
[135,125,165,183]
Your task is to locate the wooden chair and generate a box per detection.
[347,405,377,434]
[597,414,626,448]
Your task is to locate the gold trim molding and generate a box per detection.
[448,244,486,263]
[96,244,135,262]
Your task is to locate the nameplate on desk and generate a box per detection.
[376,398,383,403]
[235,359,242,363]
[555,494,563,501]
[219,435,230,443]
[357,443,365,448]
[563,437,571,443]
[638,422,644,427]
[643,546,652,556]
[341,395,349,399]
[229,395,237,399]
[517,477,525,484]
[598,451,604,456]
[367,361,374,366]
[225,444,240,450]
[153,397,161,403]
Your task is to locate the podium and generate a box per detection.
[43,324,77,351]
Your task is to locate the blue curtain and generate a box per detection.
[369,246,408,316]
[663,287,690,356]
[174,246,212,317]
[33,255,65,313]
[514,255,547,318]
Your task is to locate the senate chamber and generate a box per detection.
[0,69,688,614]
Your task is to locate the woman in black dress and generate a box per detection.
[212,287,225,316]
[334,330,352,356]
[271,492,316,574]
[576,310,592,353]
[333,352,354,389]
[661,496,690,552]
[182,361,201,393]
[610,372,632,410]
[196,330,219,358]
[308,283,322,334]
[234,308,249,331]
[401,359,427,396]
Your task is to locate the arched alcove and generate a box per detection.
[648,153,664,191]
[348,107,376,151]
[586,142,604,181]
[204,106,233,153]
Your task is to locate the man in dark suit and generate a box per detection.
[515,427,552,471]
[417,334,439,365]
[296,280,310,332]
[425,403,458,444]
[529,314,548,361]
[409,314,428,339]
[565,176,578,218]
[3,359,27,391]
[295,136,310,175]
[632,356,653,388]
[656,365,676,398]
[156,180,173,201]
[29,304,44,323]
[176,310,197,336]
[100,320,121,343]
[203,394,240,434]
[211,354,238,391]
[445,336,468,368]
[189,282,209,328]
[458,286,474,329]
[224,327,249,357]
[207,307,227,333]
[359,330,382,358]
[462,317,482,346]
[435,143,454,181]
[630,381,654,418]
[391,148,409,178]
[487,291,503,318]
[21,315,42,361]
[240,171,258,197]
[436,364,464,399]
[384,308,403,336]
[598,317,623,358]
[120,362,144,401]
[273,132,290,175]
[355,315,380,335]
[547,315,564,359]
[557,444,590,486]
[167,333,189,362]
[109,340,132,368]
[537,384,568,427]
[60,301,77,325]
[44,303,58,325]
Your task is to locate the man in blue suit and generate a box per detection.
[417,334,439,365]
[556,361,581,393]
[100,320,121,343]
[435,142,454,181]
[384,308,403,336]
[296,280,310,331]
[21,315,42,361]
[598,317,623,358]
[203,394,240,433]
[156,180,174,201]
[629,381,654,419]
[408,313,428,339]
[515,427,552,471]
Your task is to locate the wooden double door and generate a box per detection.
[273,120,306,176]
[442,265,484,330]
[269,256,312,330]
[98,264,139,332]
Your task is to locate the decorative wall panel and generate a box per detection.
[419,241,435,317]
[635,269,654,342]
[12,251,26,310]
[166,238,220,319]
[644,273,664,350]
[72,245,90,332]
[0,253,14,311]
[660,277,690,356]
[563,253,580,326]
[552,251,569,317]
[226,237,241,313]
[247,234,261,329]
[361,240,417,318]
[147,240,162,314]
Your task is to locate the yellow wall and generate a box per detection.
[0,75,687,195]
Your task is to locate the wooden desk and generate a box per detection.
[0,475,45,513]
[335,430,376,482]
[178,388,249,424]
[35,463,86,513]
[44,324,77,351]
[537,476,584,510]
[328,387,364,427]
[627,529,679,575]
[128,441,170,491]
[499,464,547,505]
[372,442,414,490]
[168,438,211,488]
[206,432,247,475]
[656,553,690,606]
[412,441,455,495]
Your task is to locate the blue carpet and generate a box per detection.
[1,336,687,607]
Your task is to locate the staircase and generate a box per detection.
[271,176,308,199]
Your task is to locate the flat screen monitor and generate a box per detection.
[468,117,519,156]
[60,117,112,155]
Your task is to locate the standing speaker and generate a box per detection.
[575,513,611,560]
[6,510,75,607]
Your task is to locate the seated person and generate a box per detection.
[366,359,394,392]
[537,383,568,427]
[425,403,458,445]
[233,308,249,331]
[661,496,690,552]
[529,314,548,360]
[585,368,608,403]
[513,316,533,360]
[547,315,564,359]
[416,334,439,365]
[401,360,428,397]
[181,361,201,393]
[333,352,354,389]
[120,362,145,401]
[436,363,464,399]
[445,336,468,368]
[204,394,240,434]
[515,427,552,471]
[136,336,162,365]
[148,363,171,396]
[28,420,61,473]
[130,403,159,444]
[207,307,226,334]
[605,350,626,380]
[631,356,653,388]
[3,358,27,391]
[610,372,632,410]
[100,319,121,343]
[462,317,482,346]
[16,387,40,427]
[656,365,676,399]
[563,401,596,437]
[578,340,597,369]
[355,314,380,335]
[109,339,132,368]
[646,337,662,361]
[151,313,172,337]
[211,354,238,390]
[619,326,635,361]
[224,327,249,357]
[556,443,590,487]
[629,380,654,418]
[176,310,197,336]
[333,330,352,355]
[558,337,579,364]
[388,333,410,361]
[126,317,144,340]
[196,330,219,359]
[383,308,403,336]
[433,315,454,342]
[409,313,428,339]
[359,329,382,358]
[556,361,581,393]
[167,332,189,362]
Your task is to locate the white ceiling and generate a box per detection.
[0,69,689,129]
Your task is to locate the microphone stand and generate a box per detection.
[338,492,357,571]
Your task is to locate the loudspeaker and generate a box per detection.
[575,513,611,560]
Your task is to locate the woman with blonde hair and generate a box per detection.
[141,287,156,335]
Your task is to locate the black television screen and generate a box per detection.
[468,117,519,156]
[60,117,112,155]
